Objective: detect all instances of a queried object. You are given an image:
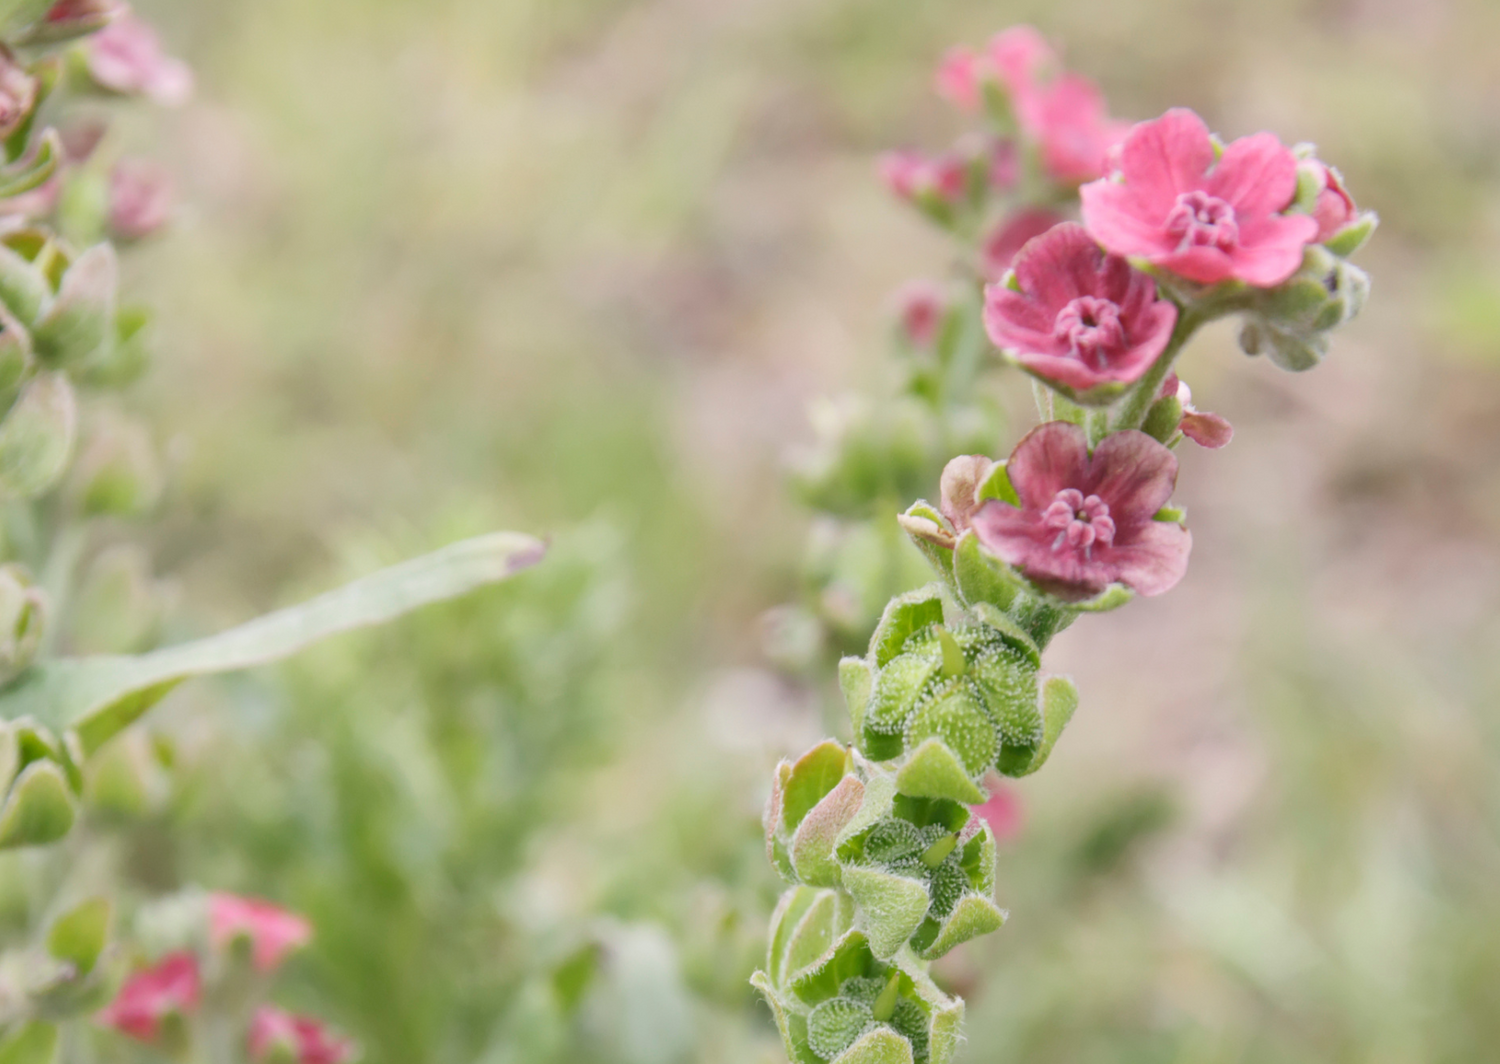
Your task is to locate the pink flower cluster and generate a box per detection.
[86,13,193,106]
[97,893,353,1063]
[937,27,1128,184]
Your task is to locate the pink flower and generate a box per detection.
[935,45,987,111]
[972,421,1190,600]
[986,26,1055,90]
[878,149,968,206]
[97,952,201,1042]
[249,1007,359,1064]
[893,280,947,349]
[983,222,1177,396]
[1309,161,1359,243]
[980,207,1065,280]
[109,159,174,240]
[1016,74,1131,185]
[971,780,1025,841]
[208,893,313,973]
[87,14,194,107]
[1080,109,1319,287]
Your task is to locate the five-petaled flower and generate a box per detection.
[209,893,313,974]
[984,222,1178,398]
[972,421,1191,600]
[248,1007,359,1064]
[97,952,201,1042]
[86,14,194,106]
[1080,108,1318,287]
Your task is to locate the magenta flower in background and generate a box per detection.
[879,149,968,206]
[981,207,1065,280]
[208,892,313,973]
[1081,108,1318,287]
[97,952,201,1042]
[972,421,1190,599]
[87,14,194,106]
[983,222,1177,395]
[972,779,1025,842]
[249,1007,359,1064]
[109,159,174,240]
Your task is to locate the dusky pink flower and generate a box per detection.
[983,222,1177,396]
[109,159,174,240]
[980,207,1065,280]
[1080,108,1319,287]
[248,1007,359,1064]
[1016,73,1130,185]
[97,952,201,1042]
[208,893,313,973]
[878,149,968,206]
[893,280,947,349]
[1161,374,1233,449]
[87,14,194,107]
[972,421,1190,600]
[972,779,1024,842]
[1309,161,1359,243]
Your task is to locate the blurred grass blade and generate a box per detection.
[0,532,546,753]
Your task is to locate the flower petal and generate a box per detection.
[1206,131,1299,216]
[1004,421,1091,510]
[1105,522,1191,596]
[1082,430,1178,529]
[1117,108,1214,213]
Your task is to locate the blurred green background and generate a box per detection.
[51,0,1500,1060]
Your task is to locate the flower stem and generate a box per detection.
[1109,308,1199,433]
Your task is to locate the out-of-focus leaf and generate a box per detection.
[0,532,546,753]
[0,759,75,848]
[0,1021,57,1064]
[46,896,110,976]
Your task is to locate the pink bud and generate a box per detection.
[249,1007,359,1064]
[208,893,313,974]
[109,159,174,240]
[87,14,194,107]
[972,779,1025,842]
[893,280,947,349]
[934,46,986,111]
[1179,409,1233,449]
[1310,161,1359,243]
[97,952,201,1042]
[878,149,968,206]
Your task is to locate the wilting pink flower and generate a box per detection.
[1308,161,1359,243]
[981,207,1065,280]
[1081,109,1318,287]
[1161,374,1233,449]
[109,159,174,240]
[209,893,313,973]
[972,421,1190,600]
[893,281,947,348]
[249,1007,359,1064]
[939,453,996,534]
[878,149,968,206]
[972,779,1025,841]
[983,222,1177,396]
[87,14,194,106]
[97,952,201,1042]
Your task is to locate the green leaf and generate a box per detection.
[894,738,985,804]
[781,889,844,983]
[46,896,110,976]
[1070,584,1134,613]
[0,532,546,753]
[916,894,1006,961]
[952,531,1024,614]
[869,586,944,668]
[835,769,896,850]
[1015,675,1079,778]
[767,887,822,987]
[1324,212,1377,258]
[0,759,74,848]
[833,1027,913,1064]
[838,656,872,736]
[788,930,879,1006]
[0,372,76,501]
[975,461,1018,507]
[0,128,59,202]
[792,775,865,887]
[841,866,929,959]
[782,740,850,832]
[0,1022,57,1064]
[896,502,955,588]
[965,602,1040,667]
[32,244,116,369]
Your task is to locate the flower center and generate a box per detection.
[1165,190,1239,253]
[1042,488,1115,555]
[1052,296,1126,370]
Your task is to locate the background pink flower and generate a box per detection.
[972,421,1190,600]
[893,280,947,348]
[1080,108,1318,286]
[972,779,1025,841]
[984,222,1177,396]
[249,1007,359,1064]
[110,159,175,239]
[88,14,194,106]
[1017,74,1131,184]
[97,952,201,1042]
[878,149,968,205]
[209,892,313,973]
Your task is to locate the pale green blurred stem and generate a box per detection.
[1108,307,1202,434]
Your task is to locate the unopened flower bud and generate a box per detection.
[33,242,117,368]
[17,0,127,45]
[69,412,162,517]
[0,371,77,500]
[108,159,173,240]
[892,280,947,350]
[248,1007,359,1064]
[0,563,45,683]
[0,46,37,140]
